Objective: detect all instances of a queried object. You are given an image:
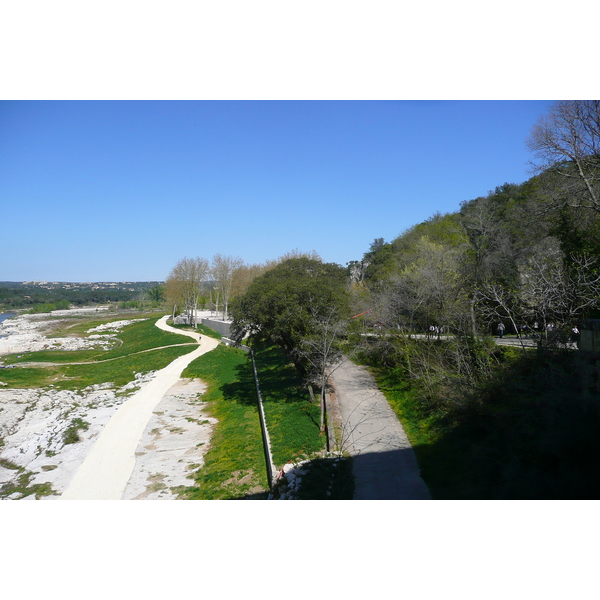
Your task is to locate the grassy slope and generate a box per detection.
[252,344,324,466]
[177,342,328,499]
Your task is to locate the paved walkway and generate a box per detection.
[330,357,430,500]
[61,317,219,500]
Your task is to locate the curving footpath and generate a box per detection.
[330,357,431,500]
[61,316,219,500]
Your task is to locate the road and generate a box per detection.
[329,357,431,500]
[61,316,219,500]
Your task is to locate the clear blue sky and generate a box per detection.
[1,100,554,282]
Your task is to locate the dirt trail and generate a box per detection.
[330,357,430,500]
[61,317,219,500]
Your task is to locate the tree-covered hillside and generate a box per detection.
[354,151,600,341]
[346,100,600,498]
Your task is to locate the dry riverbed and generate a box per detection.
[0,309,214,500]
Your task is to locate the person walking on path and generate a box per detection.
[497,322,505,338]
[329,356,430,500]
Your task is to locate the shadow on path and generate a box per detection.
[352,448,431,500]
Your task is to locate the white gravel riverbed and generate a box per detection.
[0,309,216,500]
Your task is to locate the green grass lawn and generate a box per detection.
[177,344,270,499]
[168,321,223,340]
[176,342,329,499]
[251,344,324,467]
[0,316,196,390]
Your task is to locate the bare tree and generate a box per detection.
[165,257,209,327]
[459,193,522,336]
[476,237,600,351]
[518,241,600,335]
[527,100,600,213]
[477,282,528,354]
[165,274,184,321]
[230,262,266,300]
[293,307,348,440]
[211,254,244,320]
[378,236,469,335]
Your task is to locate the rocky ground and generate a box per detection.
[122,377,216,500]
[0,307,120,356]
[0,309,215,500]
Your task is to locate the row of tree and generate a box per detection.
[164,250,323,326]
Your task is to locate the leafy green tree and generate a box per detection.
[230,257,350,374]
[147,284,165,304]
[362,238,395,284]
[377,235,469,334]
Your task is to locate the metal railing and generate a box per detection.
[222,337,277,489]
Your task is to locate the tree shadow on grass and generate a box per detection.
[219,358,257,406]
[232,491,270,500]
[220,343,325,467]
[220,343,308,407]
[250,343,308,404]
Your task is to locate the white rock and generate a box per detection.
[86,319,146,333]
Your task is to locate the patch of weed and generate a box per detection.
[0,461,56,499]
[63,417,90,444]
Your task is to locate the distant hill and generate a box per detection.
[0,281,164,310]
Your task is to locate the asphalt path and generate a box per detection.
[61,316,219,500]
[330,357,431,500]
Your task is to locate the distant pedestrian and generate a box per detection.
[497,322,505,338]
[571,326,580,343]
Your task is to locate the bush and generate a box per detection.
[27,299,71,313]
